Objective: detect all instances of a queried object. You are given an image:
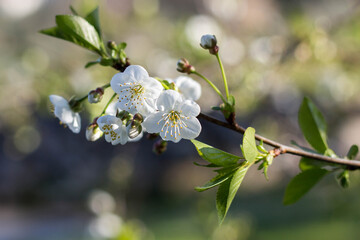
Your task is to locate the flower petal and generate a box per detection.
[68,112,81,133]
[159,128,181,143]
[174,76,201,101]
[179,117,201,140]
[142,77,163,98]
[143,112,164,133]
[49,95,69,108]
[124,65,149,81]
[179,100,200,117]
[156,90,182,112]
[110,72,135,94]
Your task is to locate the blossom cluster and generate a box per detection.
[49,65,202,145]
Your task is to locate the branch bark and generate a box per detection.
[198,113,360,169]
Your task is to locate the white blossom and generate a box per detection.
[143,90,201,143]
[110,65,163,116]
[49,95,81,133]
[97,115,143,145]
[170,76,201,101]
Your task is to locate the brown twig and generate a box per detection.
[198,113,360,169]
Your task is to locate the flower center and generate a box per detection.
[158,110,189,140]
[102,124,121,141]
[119,83,146,110]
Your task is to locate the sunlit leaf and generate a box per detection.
[191,140,241,166]
[55,15,102,54]
[298,97,328,154]
[242,127,258,164]
[85,7,101,37]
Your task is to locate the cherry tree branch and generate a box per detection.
[198,113,360,169]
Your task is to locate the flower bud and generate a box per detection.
[107,40,117,50]
[88,88,104,104]
[200,34,217,49]
[200,34,219,54]
[133,113,144,123]
[146,133,159,140]
[128,121,142,139]
[153,140,167,155]
[176,58,195,74]
[86,123,103,141]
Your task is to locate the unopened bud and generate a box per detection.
[200,34,218,54]
[86,123,103,141]
[88,88,104,104]
[146,133,159,140]
[133,113,144,123]
[177,58,195,74]
[117,110,132,122]
[200,34,217,49]
[128,121,142,139]
[107,40,117,50]
[153,140,167,155]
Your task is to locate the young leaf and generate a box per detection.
[85,7,101,37]
[85,58,101,68]
[195,167,237,192]
[298,97,328,154]
[216,165,250,223]
[242,127,258,164]
[55,15,102,55]
[347,145,358,160]
[283,168,328,205]
[191,140,241,166]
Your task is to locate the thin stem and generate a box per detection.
[100,93,117,116]
[193,71,226,103]
[198,113,360,169]
[215,53,229,100]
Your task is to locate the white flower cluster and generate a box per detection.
[49,65,202,145]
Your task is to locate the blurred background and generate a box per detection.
[1,0,360,239]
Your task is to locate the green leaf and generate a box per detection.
[299,158,326,171]
[283,168,328,205]
[216,165,249,224]
[85,7,101,37]
[227,95,235,106]
[337,170,350,188]
[195,167,237,192]
[55,15,102,55]
[193,162,221,168]
[298,97,328,154]
[118,42,127,50]
[347,145,358,160]
[212,106,221,111]
[191,140,241,166]
[85,58,101,68]
[242,127,258,164]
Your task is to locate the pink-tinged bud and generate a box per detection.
[88,87,104,104]
[176,58,195,74]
